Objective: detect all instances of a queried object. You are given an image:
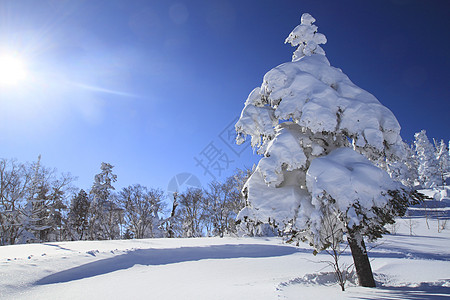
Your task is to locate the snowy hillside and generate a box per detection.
[1,215,449,299]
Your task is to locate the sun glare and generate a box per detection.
[0,53,27,86]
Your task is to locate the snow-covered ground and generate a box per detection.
[1,217,449,299]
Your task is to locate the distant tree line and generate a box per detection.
[0,156,251,246]
[0,130,448,246]
[385,130,450,191]
[412,130,449,189]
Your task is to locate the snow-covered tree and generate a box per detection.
[386,143,419,188]
[91,162,117,202]
[0,159,31,245]
[235,13,420,287]
[434,139,450,186]
[21,156,73,243]
[89,162,121,240]
[0,157,74,245]
[20,156,47,243]
[414,130,441,188]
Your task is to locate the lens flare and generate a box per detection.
[0,53,27,86]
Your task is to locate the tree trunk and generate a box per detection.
[347,231,376,287]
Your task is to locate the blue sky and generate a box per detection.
[0,0,449,193]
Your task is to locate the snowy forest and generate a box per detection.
[0,129,448,246]
[0,157,253,245]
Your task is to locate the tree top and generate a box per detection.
[285,13,327,61]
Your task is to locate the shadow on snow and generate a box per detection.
[35,244,300,285]
[281,273,450,300]
[351,283,450,300]
[367,244,450,262]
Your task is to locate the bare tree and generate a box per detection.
[203,170,250,237]
[119,184,165,239]
[0,159,31,245]
[162,192,179,238]
[178,188,205,238]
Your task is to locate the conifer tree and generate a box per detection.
[67,189,90,240]
[435,139,450,186]
[89,162,121,240]
[414,130,441,188]
[235,13,421,288]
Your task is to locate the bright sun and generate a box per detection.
[0,53,27,86]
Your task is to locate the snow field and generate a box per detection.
[1,217,449,299]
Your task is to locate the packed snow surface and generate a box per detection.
[1,217,449,299]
